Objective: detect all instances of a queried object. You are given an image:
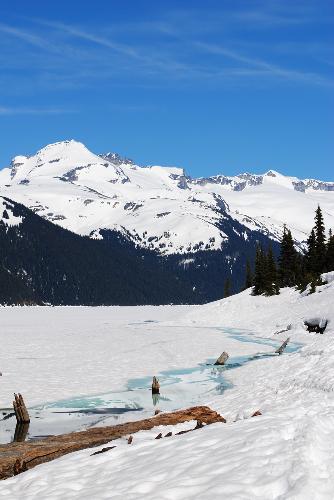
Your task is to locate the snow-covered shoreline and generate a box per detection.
[0,275,333,499]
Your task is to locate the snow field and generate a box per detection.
[0,275,334,499]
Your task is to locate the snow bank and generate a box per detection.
[0,278,334,499]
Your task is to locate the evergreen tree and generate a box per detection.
[326,228,334,271]
[244,259,253,290]
[313,205,326,273]
[252,245,266,295]
[278,226,299,287]
[224,277,231,297]
[264,246,279,295]
[305,228,317,275]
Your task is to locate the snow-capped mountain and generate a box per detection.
[0,140,333,254]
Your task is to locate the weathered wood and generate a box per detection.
[13,423,29,443]
[275,338,290,355]
[90,446,116,456]
[151,376,160,394]
[12,394,30,424]
[214,352,229,365]
[0,405,225,480]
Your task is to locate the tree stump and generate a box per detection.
[275,338,290,355]
[13,394,30,424]
[214,352,229,365]
[152,376,160,394]
[13,423,29,443]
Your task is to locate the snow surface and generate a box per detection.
[0,140,333,254]
[0,198,22,226]
[0,275,334,499]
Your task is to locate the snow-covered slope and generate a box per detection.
[0,275,333,499]
[1,140,333,254]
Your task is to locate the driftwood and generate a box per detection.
[151,376,160,394]
[13,394,30,424]
[90,446,116,456]
[275,338,290,355]
[214,352,229,365]
[0,405,225,480]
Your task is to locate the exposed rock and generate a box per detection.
[304,318,328,334]
[99,152,134,166]
[251,410,262,417]
[127,436,133,445]
[155,433,163,440]
[214,352,229,365]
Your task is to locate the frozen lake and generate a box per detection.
[0,324,299,443]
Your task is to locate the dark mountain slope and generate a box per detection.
[0,197,280,306]
[0,197,195,305]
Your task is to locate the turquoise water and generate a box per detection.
[38,328,300,416]
[0,327,300,443]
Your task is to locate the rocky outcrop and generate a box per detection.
[304,318,328,334]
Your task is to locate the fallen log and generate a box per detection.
[0,405,225,480]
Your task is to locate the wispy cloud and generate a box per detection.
[0,2,332,97]
[0,23,47,48]
[194,42,334,86]
[0,106,75,115]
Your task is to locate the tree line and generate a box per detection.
[243,206,334,296]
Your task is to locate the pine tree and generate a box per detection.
[253,245,266,295]
[244,259,253,290]
[313,205,327,274]
[305,228,317,275]
[224,277,231,298]
[326,228,334,271]
[278,226,299,287]
[264,246,279,295]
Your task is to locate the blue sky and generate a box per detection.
[0,0,333,179]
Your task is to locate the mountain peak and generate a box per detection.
[264,170,280,177]
[33,139,93,161]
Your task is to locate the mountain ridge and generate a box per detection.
[0,140,333,256]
